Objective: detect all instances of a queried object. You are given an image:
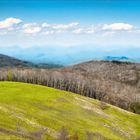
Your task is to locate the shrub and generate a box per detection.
[70,132,78,140]
[100,102,108,110]
[57,126,69,140]
[7,70,13,81]
[86,131,109,140]
[86,131,93,140]
[130,102,140,114]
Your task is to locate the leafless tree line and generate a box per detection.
[0,68,139,114]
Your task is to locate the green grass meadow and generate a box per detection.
[0,82,139,140]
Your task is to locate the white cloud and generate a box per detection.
[42,22,79,30]
[0,17,22,29]
[128,29,140,34]
[72,26,96,34]
[52,22,79,29]
[43,30,55,35]
[102,23,134,31]
[42,23,50,28]
[0,31,7,35]
[73,28,83,34]
[85,26,96,34]
[102,31,116,37]
[41,22,79,35]
[23,23,41,34]
[43,29,65,35]
[0,17,138,37]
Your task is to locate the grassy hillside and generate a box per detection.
[1,60,140,114]
[0,82,139,140]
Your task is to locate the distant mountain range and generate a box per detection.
[0,54,34,68]
[104,56,132,61]
[1,46,140,66]
[0,54,139,68]
[0,54,63,68]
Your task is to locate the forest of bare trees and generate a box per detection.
[0,61,140,115]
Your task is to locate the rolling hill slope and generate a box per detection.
[0,82,139,140]
[0,60,140,114]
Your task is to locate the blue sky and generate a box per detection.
[0,0,140,48]
[1,0,140,24]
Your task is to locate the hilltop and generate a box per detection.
[0,82,140,140]
[0,54,35,68]
[0,54,63,69]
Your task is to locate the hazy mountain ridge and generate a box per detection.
[0,54,35,68]
[104,56,130,61]
[1,46,140,66]
[0,54,63,69]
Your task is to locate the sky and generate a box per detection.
[0,0,140,49]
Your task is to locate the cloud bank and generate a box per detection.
[102,23,134,31]
[0,17,138,36]
[0,17,140,48]
[0,17,22,29]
